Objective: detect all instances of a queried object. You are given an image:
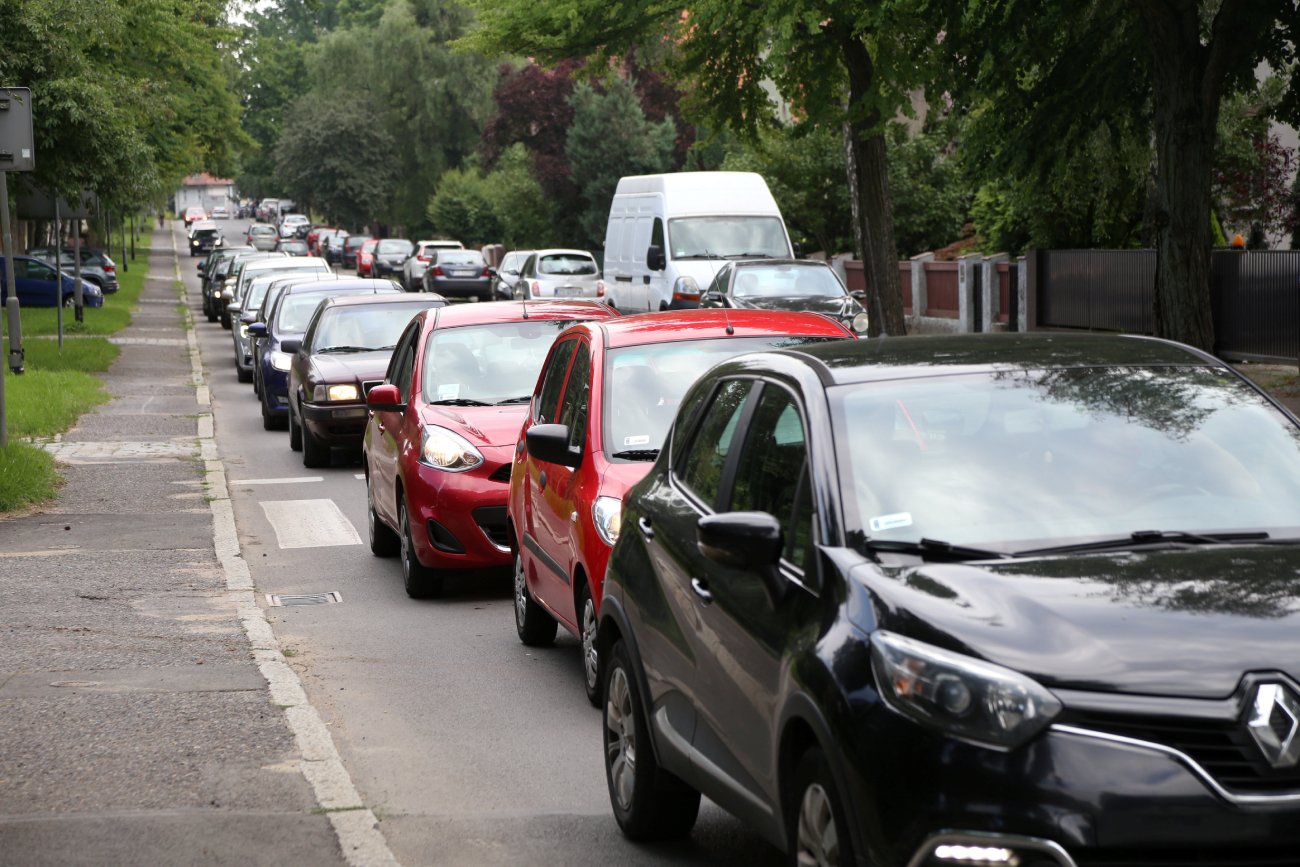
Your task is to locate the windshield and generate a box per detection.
[377,240,413,255]
[276,291,347,333]
[313,302,434,352]
[832,366,1300,554]
[421,319,577,405]
[251,226,276,236]
[732,264,846,298]
[604,336,839,458]
[538,254,596,276]
[668,216,789,259]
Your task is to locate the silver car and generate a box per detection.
[513,249,604,300]
[247,224,280,251]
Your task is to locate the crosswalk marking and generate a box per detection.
[230,476,325,486]
[260,499,362,549]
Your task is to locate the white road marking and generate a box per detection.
[260,499,362,548]
[230,476,325,486]
[353,473,366,480]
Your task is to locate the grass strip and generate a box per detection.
[4,339,119,437]
[0,441,60,511]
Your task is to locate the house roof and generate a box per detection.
[182,172,234,187]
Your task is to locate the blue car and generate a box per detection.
[0,255,104,308]
[249,278,401,430]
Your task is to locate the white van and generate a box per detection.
[601,171,794,312]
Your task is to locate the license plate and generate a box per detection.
[557,286,584,297]
[450,269,474,277]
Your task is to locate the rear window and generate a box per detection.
[539,254,597,276]
[251,226,276,236]
[345,237,369,250]
[437,251,484,266]
[378,240,413,254]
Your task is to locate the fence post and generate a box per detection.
[1016,255,1029,332]
[958,253,982,333]
[910,252,933,322]
[981,253,1007,332]
[1024,248,1039,330]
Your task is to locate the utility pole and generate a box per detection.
[0,86,34,447]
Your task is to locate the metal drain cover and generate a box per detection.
[266,591,342,607]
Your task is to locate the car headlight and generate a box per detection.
[270,351,292,372]
[593,496,622,546]
[312,383,359,402]
[420,426,484,471]
[869,631,1061,750]
[851,312,870,334]
[238,324,249,338]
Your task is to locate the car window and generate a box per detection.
[557,345,591,452]
[676,379,754,509]
[377,240,412,254]
[423,319,578,406]
[705,263,732,297]
[314,302,431,352]
[533,337,578,423]
[538,254,597,276]
[436,251,484,266]
[27,260,55,281]
[732,264,847,299]
[389,322,420,403]
[728,386,813,572]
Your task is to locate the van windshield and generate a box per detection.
[668,216,788,259]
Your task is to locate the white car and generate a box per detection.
[402,239,463,291]
[210,206,230,220]
[279,214,310,238]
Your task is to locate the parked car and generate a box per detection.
[0,255,104,308]
[356,238,379,277]
[288,293,449,467]
[371,239,413,281]
[402,240,457,291]
[421,249,492,300]
[362,300,619,598]
[198,246,253,319]
[490,249,531,299]
[210,206,230,220]
[188,220,223,257]
[321,230,348,263]
[211,250,281,325]
[280,213,310,239]
[513,249,604,301]
[306,226,337,256]
[250,278,402,430]
[510,310,855,703]
[698,259,870,334]
[276,238,310,256]
[342,235,369,270]
[27,247,119,294]
[223,255,324,329]
[251,274,343,400]
[230,271,331,384]
[246,224,279,252]
[183,206,207,227]
[597,332,1300,865]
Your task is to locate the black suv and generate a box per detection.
[598,333,1300,866]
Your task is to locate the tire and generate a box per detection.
[301,413,331,468]
[63,294,76,308]
[288,404,302,451]
[400,501,443,598]
[236,364,252,384]
[786,747,854,867]
[367,473,399,557]
[514,548,557,647]
[579,582,600,706]
[261,392,285,431]
[603,640,700,840]
[221,312,232,330]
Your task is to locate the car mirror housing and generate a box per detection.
[279,338,302,355]
[526,423,581,468]
[697,511,787,603]
[198,262,207,272]
[701,291,726,307]
[646,245,666,272]
[247,322,267,337]
[366,383,405,413]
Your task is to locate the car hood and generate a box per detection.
[419,404,528,448]
[308,351,393,384]
[730,295,860,318]
[598,460,654,501]
[854,545,1300,699]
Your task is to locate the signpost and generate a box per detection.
[0,86,34,447]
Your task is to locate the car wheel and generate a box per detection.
[367,473,399,557]
[514,548,557,647]
[221,312,232,330]
[579,582,600,706]
[399,501,443,598]
[603,639,700,840]
[301,415,331,468]
[261,392,285,431]
[63,294,76,308]
[236,364,252,384]
[786,747,854,867]
[288,404,302,451]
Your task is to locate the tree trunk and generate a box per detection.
[840,36,906,337]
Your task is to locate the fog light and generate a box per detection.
[934,844,1017,864]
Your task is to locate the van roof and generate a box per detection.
[611,171,780,216]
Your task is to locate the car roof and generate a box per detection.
[532,248,595,258]
[427,299,616,329]
[585,308,852,349]
[320,293,447,311]
[282,278,400,295]
[760,332,1224,387]
[242,256,327,272]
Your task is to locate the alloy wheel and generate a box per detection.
[514,554,528,627]
[581,593,599,692]
[605,666,636,812]
[795,783,840,867]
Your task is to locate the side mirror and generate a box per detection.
[247,322,267,337]
[526,423,581,468]
[366,383,406,413]
[701,291,725,307]
[279,338,302,354]
[227,304,241,316]
[792,242,804,260]
[646,245,666,272]
[697,511,787,603]
[198,262,207,273]
[851,290,867,302]
[486,268,498,278]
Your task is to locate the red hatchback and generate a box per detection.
[508,309,855,702]
[363,300,619,598]
[356,238,379,277]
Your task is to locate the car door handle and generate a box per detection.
[691,578,713,604]
[637,516,654,540]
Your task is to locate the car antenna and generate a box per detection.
[703,245,733,334]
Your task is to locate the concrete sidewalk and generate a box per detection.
[0,227,350,866]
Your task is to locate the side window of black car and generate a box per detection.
[389,325,418,403]
[534,338,578,424]
[677,379,754,509]
[728,387,814,573]
[557,345,591,452]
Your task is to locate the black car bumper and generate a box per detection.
[427,276,491,298]
[301,401,369,446]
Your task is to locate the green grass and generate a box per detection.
[2,234,152,337]
[0,441,60,510]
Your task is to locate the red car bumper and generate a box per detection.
[404,445,513,570]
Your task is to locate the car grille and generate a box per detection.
[1072,846,1300,867]
[473,506,509,548]
[1061,708,1300,795]
[488,463,511,483]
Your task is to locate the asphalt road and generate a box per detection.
[190,222,786,866]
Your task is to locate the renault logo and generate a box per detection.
[1247,683,1300,769]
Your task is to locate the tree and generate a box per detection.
[427,162,501,245]
[490,144,559,249]
[565,77,677,248]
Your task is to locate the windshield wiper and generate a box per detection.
[318,345,378,353]
[724,252,777,259]
[495,396,532,405]
[430,398,491,406]
[611,448,660,461]
[1017,530,1271,557]
[863,537,1010,562]
[674,253,723,260]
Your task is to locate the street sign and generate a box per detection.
[0,87,34,172]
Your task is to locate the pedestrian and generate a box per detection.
[157,211,165,229]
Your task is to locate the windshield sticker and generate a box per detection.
[869,512,913,533]
[437,383,460,400]
[623,435,651,447]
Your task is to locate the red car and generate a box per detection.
[305,226,335,255]
[508,309,855,703]
[356,238,379,277]
[363,300,619,598]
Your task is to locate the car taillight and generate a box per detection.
[481,267,491,277]
[418,254,431,262]
[431,266,444,277]
[530,281,540,297]
[104,264,116,274]
[596,279,605,297]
